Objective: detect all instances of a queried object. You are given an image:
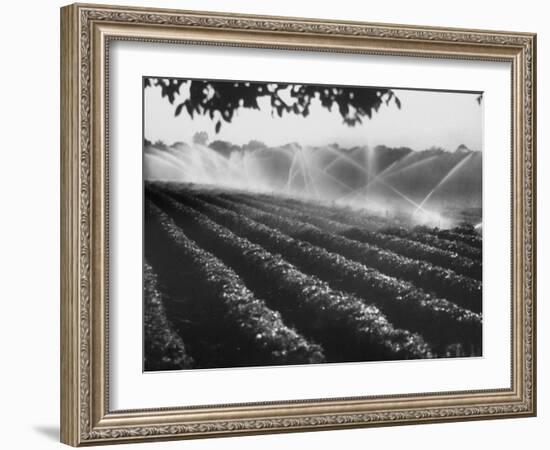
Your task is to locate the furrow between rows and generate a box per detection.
[196,190,482,313]
[143,261,196,371]
[228,192,481,279]
[148,187,433,362]
[162,186,481,356]
[145,199,326,368]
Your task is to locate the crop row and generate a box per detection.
[234,191,387,230]
[380,226,482,262]
[143,260,195,371]
[164,187,481,356]
[231,190,482,261]
[145,199,325,368]
[415,225,482,249]
[453,224,481,236]
[148,187,433,362]
[197,191,481,313]
[340,227,481,280]
[228,193,481,280]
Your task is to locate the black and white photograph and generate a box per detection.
[143,76,483,372]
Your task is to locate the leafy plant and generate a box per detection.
[145,77,400,133]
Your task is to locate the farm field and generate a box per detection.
[144,181,482,371]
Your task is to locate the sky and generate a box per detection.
[144,80,483,152]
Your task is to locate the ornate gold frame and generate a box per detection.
[60,3,536,446]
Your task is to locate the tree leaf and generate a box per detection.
[155,78,398,128]
[175,102,185,117]
[185,102,194,118]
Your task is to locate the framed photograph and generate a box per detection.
[60,3,537,446]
